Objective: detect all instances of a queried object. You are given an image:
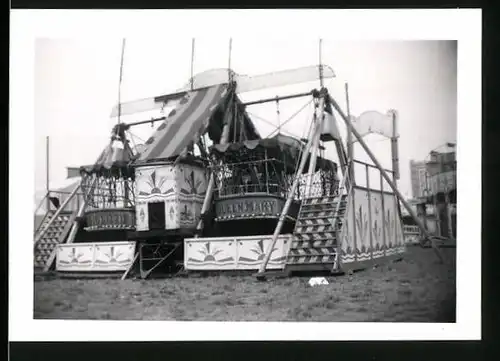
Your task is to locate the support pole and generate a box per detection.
[66,177,97,245]
[391,110,400,181]
[195,105,233,234]
[305,127,321,197]
[345,83,355,184]
[327,94,444,262]
[380,172,387,255]
[305,97,325,197]
[65,201,86,244]
[118,38,126,125]
[121,252,139,280]
[256,101,320,278]
[434,192,442,236]
[444,187,454,240]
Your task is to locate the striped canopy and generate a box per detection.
[136,84,259,163]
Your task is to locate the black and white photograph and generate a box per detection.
[10,9,481,341]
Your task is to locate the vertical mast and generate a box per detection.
[228,37,233,82]
[345,82,354,183]
[391,110,400,181]
[190,38,195,90]
[117,38,126,125]
[46,135,50,212]
[319,39,324,88]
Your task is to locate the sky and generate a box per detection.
[34,39,457,199]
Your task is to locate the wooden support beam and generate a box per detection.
[305,96,325,197]
[121,252,139,280]
[65,201,86,244]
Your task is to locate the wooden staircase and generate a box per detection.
[285,194,348,273]
[34,211,75,272]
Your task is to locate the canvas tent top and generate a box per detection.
[134,83,260,164]
[211,133,338,174]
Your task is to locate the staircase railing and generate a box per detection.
[34,191,50,217]
[331,161,352,230]
[33,181,81,250]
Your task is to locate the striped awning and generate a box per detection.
[137,84,230,162]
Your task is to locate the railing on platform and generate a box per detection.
[352,159,396,193]
[211,158,338,201]
[81,174,135,210]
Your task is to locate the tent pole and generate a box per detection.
[327,94,444,263]
[195,100,233,235]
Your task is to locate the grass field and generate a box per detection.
[34,246,456,322]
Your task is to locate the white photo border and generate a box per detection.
[9,9,481,341]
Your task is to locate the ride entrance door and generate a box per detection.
[148,202,166,230]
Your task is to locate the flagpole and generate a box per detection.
[117,38,126,125]
[345,82,354,184]
[190,38,195,90]
[228,37,233,82]
[46,135,50,212]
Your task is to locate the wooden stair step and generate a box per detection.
[287,253,337,259]
[292,235,338,242]
[294,230,339,235]
[302,195,347,203]
[300,207,346,214]
[291,241,337,248]
[297,216,338,221]
[284,263,336,272]
[286,258,337,265]
[301,203,347,209]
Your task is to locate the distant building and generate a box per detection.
[409,148,457,239]
[426,151,456,196]
[410,160,428,199]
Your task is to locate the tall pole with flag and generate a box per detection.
[191,38,195,90]
[117,39,126,125]
[345,82,354,183]
[46,135,50,212]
